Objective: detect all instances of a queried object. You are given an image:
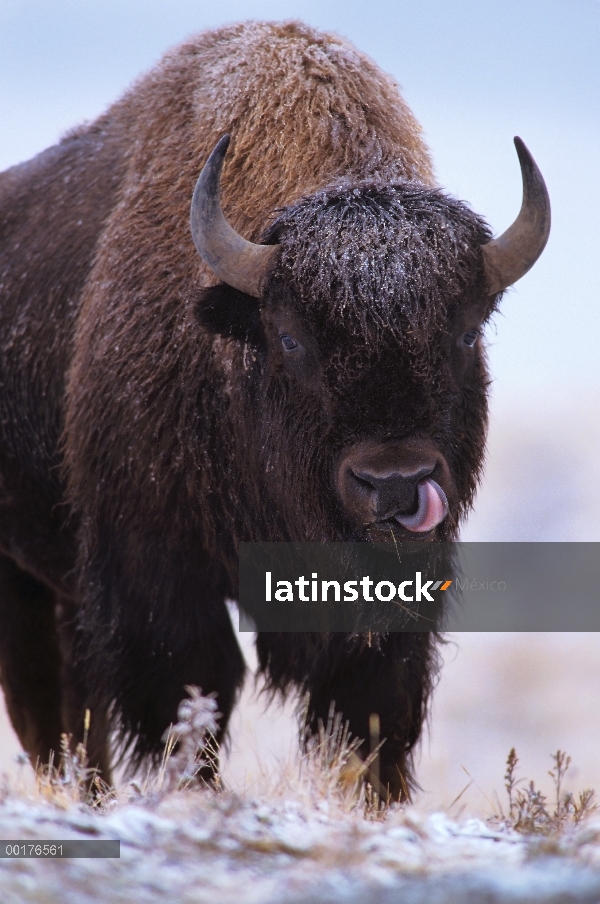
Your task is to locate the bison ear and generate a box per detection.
[195,284,262,342]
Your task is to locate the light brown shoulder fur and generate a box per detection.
[86,20,433,252]
[183,20,435,240]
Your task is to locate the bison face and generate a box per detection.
[192,136,549,544]
[259,216,492,543]
[198,182,495,543]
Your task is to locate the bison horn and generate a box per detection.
[482,137,551,296]
[190,134,279,298]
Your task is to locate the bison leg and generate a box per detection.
[0,556,112,783]
[256,631,439,802]
[0,555,64,769]
[97,595,246,785]
[56,598,113,784]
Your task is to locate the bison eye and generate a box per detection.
[280,333,298,351]
[462,329,480,347]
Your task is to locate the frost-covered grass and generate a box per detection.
[1,691,600,904]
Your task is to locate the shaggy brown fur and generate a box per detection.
[0,21,498,798]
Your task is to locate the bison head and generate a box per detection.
[191,136,549,545]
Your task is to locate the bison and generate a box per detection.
[0,21,549,799]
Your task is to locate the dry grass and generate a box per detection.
[11,693,599,840]
[21,711,113,809]
[10,688,384,819]
[298,699,389,819]
[490,747,597,835]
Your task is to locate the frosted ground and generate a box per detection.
[1,672,600,904]
[2,789,600,903]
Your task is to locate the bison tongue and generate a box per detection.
[394,479,448,533]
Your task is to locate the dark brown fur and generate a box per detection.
[0,21,498,797]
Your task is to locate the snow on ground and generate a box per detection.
[1,788,600,904]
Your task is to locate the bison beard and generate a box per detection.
[0,21,548,799]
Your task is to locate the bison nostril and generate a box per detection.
[351,471,378,492]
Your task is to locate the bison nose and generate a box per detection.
[337,441,452,533]
[349,466,434,520]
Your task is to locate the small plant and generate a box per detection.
[298,698,388,817]
[492,748,597,835]
[159,686,222,793]
[34,710,112,807]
